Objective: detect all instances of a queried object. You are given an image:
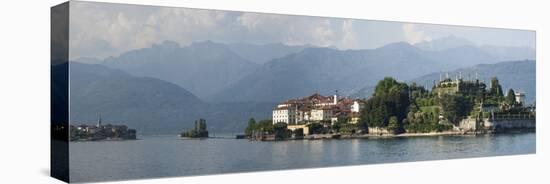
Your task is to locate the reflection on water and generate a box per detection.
[70,133,535,182]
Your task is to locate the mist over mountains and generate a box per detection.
[209,42,448,102]
[415,35,535,65]
[70,36,535,133]
[101,40,258,98]
[226,42,308,64]
[68,62,273,134]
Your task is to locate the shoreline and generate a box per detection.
[70,138,139,142]
[256,129,535,141]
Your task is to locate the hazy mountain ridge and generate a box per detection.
[209,37,534,103]
[68,38,535,133]
[76,37,533,103]
[415,35,535,63]
[414,35,475,51]
[68,62,272,134]
[209,42,453,103]
[101,40,259,98]
[227,42,308,64]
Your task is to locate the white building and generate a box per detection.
[272,93,365,127]
[311,108,332,121]
[515,91,526,104]
[351,101,361,113]
[272,107,297,124]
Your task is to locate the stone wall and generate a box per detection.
[484,118,535,130]
[459,118,478,131]
[368,127,389,134]
[459,117,535,132]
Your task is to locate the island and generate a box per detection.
[70,114,137,141]
[180,119,209,138]
[243,75,535,141]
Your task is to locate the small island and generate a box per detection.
[180,119,209,138]
[70,114,137,141]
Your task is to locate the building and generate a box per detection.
[272,106,297,124]
[515,91,526,104]
[311,107,332,121]
[272,92,366,134]
[69,113,137,141]
[433,75,486,97]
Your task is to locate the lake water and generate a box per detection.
[69,133,535,182]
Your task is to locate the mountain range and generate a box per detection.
[101,40,258,98]
[209,43,448,102]
[209,39,534,103]
[68,62,273,134]
[69,36,536,133]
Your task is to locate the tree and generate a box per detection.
[387,116,404,134]
[307,123,324,134]
[256,119,274,134]
[360,77,410,129]
[490,77,504,97]
[273,122,290,140]
[244,118,257,136]
[506,89,517,106]
[181,119,209,138]
[440,94,471,125]
[374,77,408,97]
[332,116,350,132]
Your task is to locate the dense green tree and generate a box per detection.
[307,123,324,134]
[182,119,209,138]
[338,123,358,134]
[244,118,257,136]
[360,77,410,128]
[257,119,274,134]
[506,89,517,106]
[387,116,404,134]
[374,77,409,97]
[332,116,350,132]
[273,122,291,139]
[490,77,504,97]
[440,94,472,125]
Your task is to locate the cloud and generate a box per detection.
[68,1,534,59]
[236,13,357,48]
[402,23,432,44]
[69,2,230,59]
[339,19,357,48]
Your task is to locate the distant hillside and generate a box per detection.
[209,42,450,103]
[479,45,536,62]
[415,35,475,51]
[69,62,272,134]
[102,40,258,98]
[351,60,536,104]
[227,42,307,64]
[415,35,535,63]
[90,39,533,103]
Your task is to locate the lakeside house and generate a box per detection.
[272,92,365,135]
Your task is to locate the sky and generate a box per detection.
[69,1,536,60]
